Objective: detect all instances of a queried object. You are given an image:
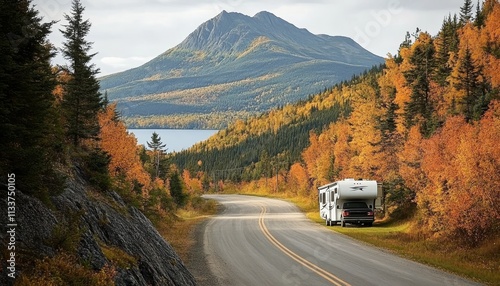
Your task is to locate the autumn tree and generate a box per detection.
[98,103,151,195]
[287,163,310,197]
[60,0,102,147]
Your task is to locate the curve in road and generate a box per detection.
[201,194,480,286]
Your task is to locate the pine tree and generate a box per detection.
[460,0,474,25]
[403,33,436,136]
[434,15,460,86]
[168,166,187,207]
[0,0,63,196]
[474,0,485,26]
[60,0,102,147]
[454,47,483,121]
[147,132,167,178]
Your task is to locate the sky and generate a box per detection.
[32,0,466,76]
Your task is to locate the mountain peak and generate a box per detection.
[100,11,384,128]
[253,11,278,19]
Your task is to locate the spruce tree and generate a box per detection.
[168,167,187,207]
[459,0,474,25]
[454,47,483,121]
[0,0,62,196]
[147,132,167,178]
[403,33,436,136]
[60,0,102,147]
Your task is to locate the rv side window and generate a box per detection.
[322,193,326,204]
[330,192,334,202]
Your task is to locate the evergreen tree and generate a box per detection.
[434,14,460,86]
[403,33,436,136]
[168,167,187,207]
[147,132,167,178]
[0,0,63,196]
[60,0,102,147]
[460,0,474,25]
[474,0,485,27]
[454,47,483,121]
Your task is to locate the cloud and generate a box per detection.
[32,0,466,76]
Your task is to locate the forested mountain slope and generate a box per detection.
[99,11,383,128]
[172,0,500,247]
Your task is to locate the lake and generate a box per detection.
[128,129,219,153]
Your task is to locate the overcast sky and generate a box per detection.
[32,0,466,76]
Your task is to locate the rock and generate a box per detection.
[0,172,197,285]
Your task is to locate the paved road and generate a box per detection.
[201,194,480,286]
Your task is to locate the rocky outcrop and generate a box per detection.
[0,172,196,285]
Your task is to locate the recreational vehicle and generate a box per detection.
[318,179,381,227]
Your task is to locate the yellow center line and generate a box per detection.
[258,206,351,286]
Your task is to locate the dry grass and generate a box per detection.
[328,221,500,285]
[225,187,500,285]
[156,197,218,261]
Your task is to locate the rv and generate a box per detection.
[318,179,381,227]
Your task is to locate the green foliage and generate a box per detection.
[403,33,437,136]
[171,98,350,182]
[460,0,474,25]
[147,132,168,178]
[0,0,65,197]
[60,0,103,147]
[46,210,85,252]
[78,148,111,191]
[100,243,137,269]
[453,47,487,121]
[383,177,417,220]
[168,167,188,207]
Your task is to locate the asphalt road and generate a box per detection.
[200,194,481,286]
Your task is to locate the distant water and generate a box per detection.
[128,129,218,153]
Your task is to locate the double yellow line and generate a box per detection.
[258,206,351,286]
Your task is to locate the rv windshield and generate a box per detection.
[343,202,368,209]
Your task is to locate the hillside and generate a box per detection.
[0,171,196,285]
[99,11,383,128]
[172,0,500,252]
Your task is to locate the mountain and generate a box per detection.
[99,11,384,128]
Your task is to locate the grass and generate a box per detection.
[157,190,499,285]
[326,220,500,285]
[225,188,500,285]
[156,197,218,261]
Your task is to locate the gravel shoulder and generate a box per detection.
[185,205,225,286]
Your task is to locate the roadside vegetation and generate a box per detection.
[171,3,500,284]
[220,186,499,285]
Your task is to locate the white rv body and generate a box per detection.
[318,179,380,226]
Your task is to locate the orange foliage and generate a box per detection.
[287,163,310,197]
[99,104,151,195]
[414,102,500,244]
[183,169,202,194]
[482,2,500,87]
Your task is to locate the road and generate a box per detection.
[200,194,480,286]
